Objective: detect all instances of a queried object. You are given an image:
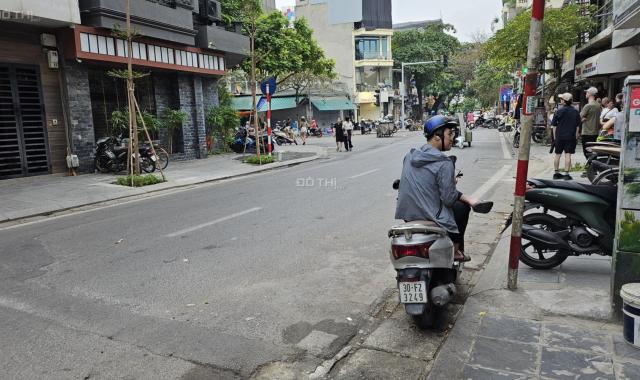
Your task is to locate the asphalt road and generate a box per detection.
[0,128,512,379]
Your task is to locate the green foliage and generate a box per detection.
[484,5,595,71]
[243,155,274,165]
[620,211,640,252]
[392,23,461,113]
[206,85,239,153]
[241,11,336,84]
[626,183,640,198]
[624,168,640,183]
[116,174,163,187]
[159,109,187,131]
[569,163,585,172]
[108,109,159,137]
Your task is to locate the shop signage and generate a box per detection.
[614,0,640,28]
[630,85,640,132]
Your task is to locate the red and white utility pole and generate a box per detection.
[508,0,546,290]
[266,84,272,156]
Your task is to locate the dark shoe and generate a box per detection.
[553,172,563,180]
[563,174,573,180]
[454,250,471,262]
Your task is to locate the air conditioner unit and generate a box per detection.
[199,0,221,24]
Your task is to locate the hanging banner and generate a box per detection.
[630,85,640,132]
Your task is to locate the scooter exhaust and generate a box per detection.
[430,284,456,306]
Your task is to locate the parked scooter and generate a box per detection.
[504,178,617,270]
[229,128,274,153]
[94,136,156,173]
[390,162,493,328]
[360,120,373,135]
[272,126,298,146]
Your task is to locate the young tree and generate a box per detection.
[483,4,594,92]
[392,23,461,116]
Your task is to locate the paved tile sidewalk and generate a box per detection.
[0,145,325,223]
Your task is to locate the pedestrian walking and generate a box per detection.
[334,117,344,152]
[343,117,354,151]
[579,87,600,160]
[300,116,309,145]
[551,93,581,180]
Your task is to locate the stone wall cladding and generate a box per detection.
[153,74,178,146]
[64,62,95,173]
[202,77,219,110]
[178,73,198,159]
[192,76,208,159]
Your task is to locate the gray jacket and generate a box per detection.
[394,144,462,233]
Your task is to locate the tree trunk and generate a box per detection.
[250,33,260,159]
[416,86,424,119]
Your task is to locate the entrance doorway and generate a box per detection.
[0,64,50,179]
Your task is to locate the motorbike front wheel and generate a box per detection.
[520,213,569,269]
[513,134,520,148]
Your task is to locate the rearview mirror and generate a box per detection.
[392,179,400,190]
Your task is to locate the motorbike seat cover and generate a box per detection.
[533,179,617,204]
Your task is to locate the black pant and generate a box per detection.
[344,130,353,151]
[582,135,598,160]
[448,201,471,252]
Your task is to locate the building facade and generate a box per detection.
[0,0,248,178]
[295,0,393,121]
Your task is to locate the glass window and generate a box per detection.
[132,42,140,59]
[154,46,162,62]
[80,33,89,52]
[97,36,107,54]
[148,45,155,61]
[161,47,169,63]
[175,50,182,65]
[355,36,388,60]
[89,34,99,53]
[167,48,174,64]
[116,39,126,57]
[106,38,115,56]
[139,43,147,60]
[381,37,388,59]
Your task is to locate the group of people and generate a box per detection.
[549,87,624,180]
[279,117,315,145]
[333,117,355,152]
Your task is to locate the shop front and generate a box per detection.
[574,46,640,99]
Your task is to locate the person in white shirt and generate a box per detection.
[342,117,354,151]
[599,98,609,121]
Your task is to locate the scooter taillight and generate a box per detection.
[391,242,434,259]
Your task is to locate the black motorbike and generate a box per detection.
[94,136,156,173]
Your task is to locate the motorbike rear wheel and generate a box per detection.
[520,213,569,269]
[412,304,440,329]
[592,167,618,187]
[94,155,112,173]
[140,156,156,173]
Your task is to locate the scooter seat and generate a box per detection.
[531,179,617,205]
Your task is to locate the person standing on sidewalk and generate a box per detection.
[551,93,581,180]
[299,116,309,145]
[334,117,344,152]
[580,87,600,160]
[343,117,354,151]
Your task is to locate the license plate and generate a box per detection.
[399,281,427,304]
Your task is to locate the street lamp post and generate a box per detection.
[400,61,440,130]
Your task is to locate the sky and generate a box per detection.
[275,0,503,42]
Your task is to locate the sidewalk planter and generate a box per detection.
[116,174,164,187]
[621,283,640,348]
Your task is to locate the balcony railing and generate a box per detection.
[577,0,613,47]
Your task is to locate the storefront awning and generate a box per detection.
[311,97,355,111]
[355,92,375,104]
[231,96,298,111]
[574,46,640,81]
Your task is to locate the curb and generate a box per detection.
[0,153,324,226]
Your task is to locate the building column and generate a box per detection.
[178,73,207,159]
[63,62,95,173]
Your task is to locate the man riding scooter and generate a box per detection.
[395,116,491,262]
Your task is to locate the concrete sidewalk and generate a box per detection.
[428,143,639,379]
[0,145,326,224]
